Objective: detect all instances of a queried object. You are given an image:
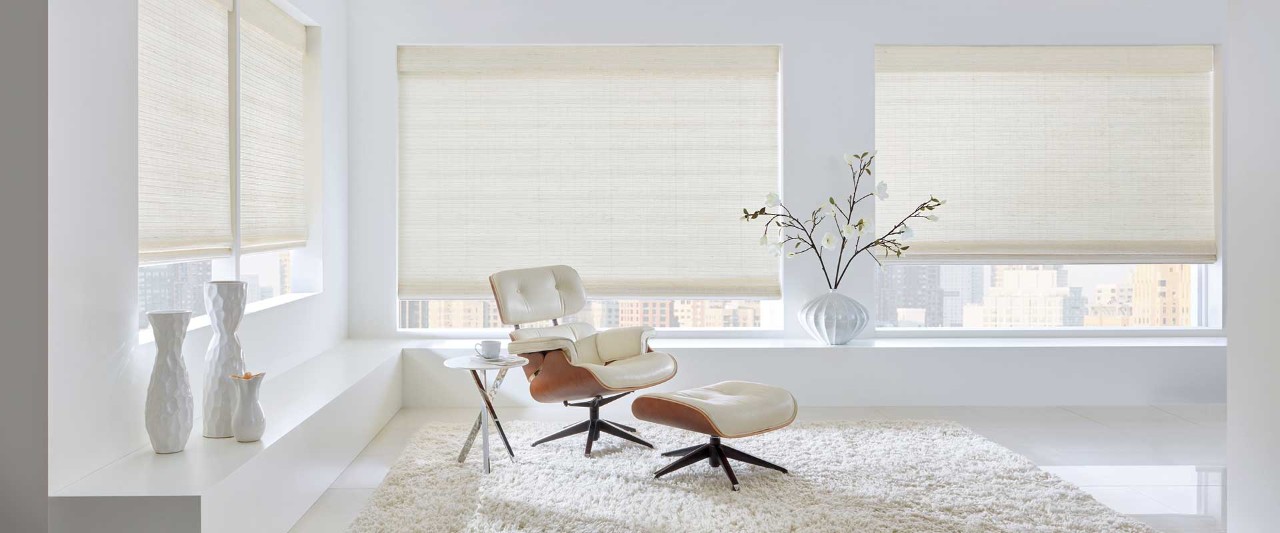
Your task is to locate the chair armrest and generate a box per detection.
[593,326,655,363]
[508,336,578,361]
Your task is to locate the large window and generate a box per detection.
[879,264,1205,328]
[396,46,781,328]
[137,0,312,330]
[873,46,1217,330]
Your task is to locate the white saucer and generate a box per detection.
[470,356,524,366]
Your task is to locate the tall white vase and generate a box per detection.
[232,373,266,443]
[799,289,869,345]
[145,310,194,454]
[202,281,247,438]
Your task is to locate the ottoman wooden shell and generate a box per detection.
[632,381,797,490]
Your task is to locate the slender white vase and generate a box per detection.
[231,373,266,443]
[799,289,869,345]
[202,281,247,438]
[145,310,194,454]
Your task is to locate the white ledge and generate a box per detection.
[53,339,399,498]
[653,336,1226,350]
[401,336,1226,353]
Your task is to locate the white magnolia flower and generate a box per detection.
[901,225,915,239]
[874,181,889,200]
[759,234,770,246]
[840,224,857,239]
[926,214,939,222]
[843,153,860,166]
[765,192,782,207]
[768,243,785,257]
[821,232,838,250]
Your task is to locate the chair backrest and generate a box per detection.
[488,265,587,326]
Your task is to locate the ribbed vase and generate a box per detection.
[145,310,193,454]
[799,289,869,345]
[203,281,247,438]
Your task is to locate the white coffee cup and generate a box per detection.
[474,340,502,360]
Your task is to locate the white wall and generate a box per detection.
[1224,0,1280,530]
[47,0,349,492]
[346,0,1227,340]
[0,1,47,529]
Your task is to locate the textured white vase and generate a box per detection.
[799,289,869,345]
[231,372,266,443]
[145,310,194,454]
[203,281,247,438]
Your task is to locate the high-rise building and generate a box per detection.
[618,300,674,327]
[1084,283,1134,326]
[425,300,490,328]
[877,265,943,326]
[137,260,213,325]
[964,266,1086,327]
[1132,264,1193,326]
[939,265,984,327]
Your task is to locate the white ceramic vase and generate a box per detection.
[202,281,247,438]
[231,372,266,443]
[799,289,869,345]
[145,310,194,454]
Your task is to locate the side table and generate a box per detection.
[443,355,529,473]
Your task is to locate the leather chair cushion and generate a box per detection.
[577,351,677,390]
[489,265,587,325]
[579,326,654,364]
[632,381,797,438]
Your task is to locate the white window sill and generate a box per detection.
[138,291,320,346]
[393,327,785,340]
[401,335,1225,352]
[653,336,1225,350]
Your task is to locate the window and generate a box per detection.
[396,46,781,328]
[399,299,778,329]
[873,46,1217,329]
[874,46,1216,263]
[878,264,1205,328]
[138,0,313,330]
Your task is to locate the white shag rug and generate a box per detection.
[349,420,1154,533]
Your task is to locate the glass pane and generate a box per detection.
[400,300,774,329]
[138,259,214,328]
[240,250,293,304]
[878,265,1201,328]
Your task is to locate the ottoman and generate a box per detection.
[632,381,797,491]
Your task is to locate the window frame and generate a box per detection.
[137,0,323,333]
[397,44,1224,340]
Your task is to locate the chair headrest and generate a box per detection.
[488,265,587,325]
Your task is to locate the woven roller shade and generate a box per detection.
[874,45,1217,264]
[137,0,232,263]
[397,46,781,299]
[239,0,309,253]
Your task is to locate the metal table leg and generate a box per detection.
[457,368,508,464]
[457,368,515,473]
[470,369,515,458]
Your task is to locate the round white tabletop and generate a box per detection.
[443,355,529,371]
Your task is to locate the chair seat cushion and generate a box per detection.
[631,381,797,438]
[580,351,677,391]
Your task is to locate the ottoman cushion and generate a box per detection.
[632,381,797,438]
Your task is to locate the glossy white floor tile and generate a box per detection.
[292,405,1225,533]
